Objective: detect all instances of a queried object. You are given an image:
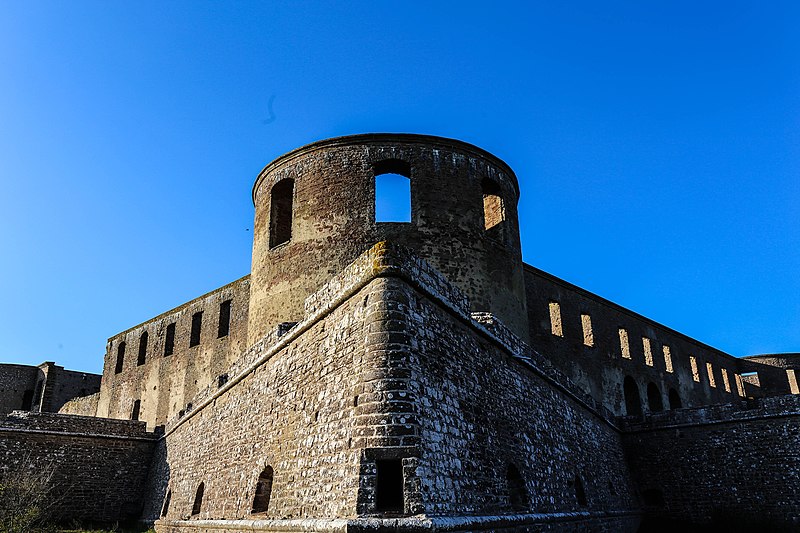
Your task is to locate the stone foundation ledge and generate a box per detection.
[155,509,640,532]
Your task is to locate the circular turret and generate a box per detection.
[249,133,528,343]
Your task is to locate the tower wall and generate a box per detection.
[249,134,529,344]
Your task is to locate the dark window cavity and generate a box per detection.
[115,342,126,374]
[161,489,171,517]
[251,465,274,514]
[482,178,506,240]
[623,376,642,417]
[375,459,404,513]
[131,399,141,421]
[218,300,231,338]
[190,312,203,347]
[374,159,411,223]
[269,178,294,248]
[137,331,148,366]
[575,475,587,506]
[642,488,665,507]
[668,388,682,409]
[647,382,663,413]
[506,463,529,512]
[164,322,176,356]
[21,390,34,410]
[191,482,204,516]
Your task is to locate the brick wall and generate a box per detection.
[622,395,800,530]
[0,411,158,524]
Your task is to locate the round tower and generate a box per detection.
[249,134,529,344]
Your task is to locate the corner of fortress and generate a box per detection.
[1,134,798,532]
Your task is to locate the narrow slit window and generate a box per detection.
[375,459,404,513]
[619,328,631,359]
[689,355,700,382]
[706,362,716,388]
[721,368,731,393]
[269,178,294,248]
[506,464,529,512]
[735,373,746,397]
[574,475,587,506]
[481,178,505,234]
[662,345,673,373]
[549,302,563,337]
[164,323,175,356]
[190,312,203,347]
[131,399,141,421]
[115,342,126,374]
[251,466,274,514]
[581,314,594,347]
[643,337,653,367]
[374,159,411,223]
[218,300,231,338]
[137,331,148,366]
[191,482,204,516]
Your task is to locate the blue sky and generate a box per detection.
[1,2,798,374]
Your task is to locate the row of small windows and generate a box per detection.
[266,160,508,250]
[548,301,746,397]
[506,463,592,511]
[114,300,233,374]
[623,376,682,416]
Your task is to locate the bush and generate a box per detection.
[0,457,57,532]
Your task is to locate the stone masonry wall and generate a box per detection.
[622,395,800,530]
[0,363,39,415]
[59,391,100,416]
[524,265,752,416]
[0,411,158,524]
[150,276,392,525]
[97,275,249,429]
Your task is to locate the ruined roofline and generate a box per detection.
[0,361,100,376]
[522,262,743,363]
[252,133,521,205]
[163,241,620,437]
[107,273,250,341]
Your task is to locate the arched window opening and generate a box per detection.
[506,464,529,512]
[623,376,642,417]
[574,475,587,506]
[164,322,176,356]
[647,382,663,413]
[131,399,141,421]
[251,466,274,514]
[21,390,34,410]
[269,179,294,248]
[481,178,505,239]
[375,459,404,513]
[191,482,204,517]
[115,342,126,374]
[161,489,171,517]
[374,159,411,223]
[137,331,148,366]
[668,388,682,410]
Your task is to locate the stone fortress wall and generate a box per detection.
[0,133,797,531]
[0,361,101,417]
[96,275,250,429]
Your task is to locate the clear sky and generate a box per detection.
[1,1,798,374]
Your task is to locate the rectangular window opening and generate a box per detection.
[706,362,716,388]
[581,314,594,347]
[689,355,700,382]
[190,312,203,347]
[787,369,799,395]
[619,328,630,359]
[549,302,563,337]
[218,300,232,338]
[662,345,673,373]
[164,323,176,356]
[721,368,731,393]
[643,337,653,367]
[375,459,404,513]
